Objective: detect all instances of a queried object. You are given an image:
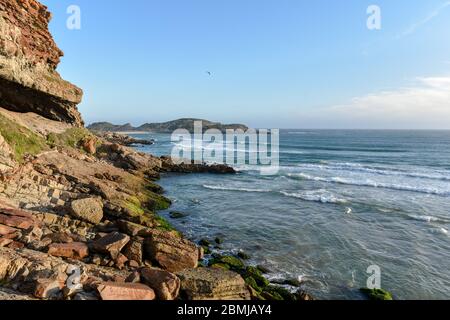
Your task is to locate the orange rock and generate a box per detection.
[0,224,18,236]
[7,241,25,249]
[0,238,13,247]
[48,242,89,260]
[0,214,34,230]
[97,282,156,301]
[140,268,180,300]
[82,138,97,155]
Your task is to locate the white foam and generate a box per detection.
[280,190,348,204]
[202,184,271,193]
[289,173,450,196]
[408,215,440,223]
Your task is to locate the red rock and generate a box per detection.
[140,268,180,300]
[97,282,155,301]
[82,138,97,155]
[91,232,130,259]
[7,241,25,249]
[114,253,128,270]
[122,239,143,263]
[34,279,65,299]
[0,207,34,219]
[0,214,34,230]
[0,224,18,236]
[145,230,199,272]
[48,242,89,260]
[0,238,13,247]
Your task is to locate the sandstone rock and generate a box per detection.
[125,271,141,283]
[122,238,143,264]
[96,282,155,301]
[0,0,84,125]
[140,267,180,300]
[42,232,74,244]
[7,241,24,249]
[145,230,199,273]
[0,224,17,236]
[34,278,65,299]
[0,237,13,247]
[70,198,104,225]
[48,242,89,260]
[114,253,128,270]
[0,214,34,230]
[177,268,251,300]
[117,220,150,237]
[82,137,97,155]
[90,232,130,259]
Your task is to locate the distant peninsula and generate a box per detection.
[87,118,249,133]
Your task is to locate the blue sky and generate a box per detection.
[41,0,450,129]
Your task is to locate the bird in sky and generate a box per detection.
[206,71,211,76]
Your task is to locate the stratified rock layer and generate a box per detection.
[0,0,83,126]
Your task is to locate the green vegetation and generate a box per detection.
[46,127,93,150]
[0,114,48,162]
[360,288,393,301]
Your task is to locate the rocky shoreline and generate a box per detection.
[0,0,388,301]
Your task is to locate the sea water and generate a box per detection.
[132,130,450,300]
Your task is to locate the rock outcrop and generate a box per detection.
[0,0,83,126]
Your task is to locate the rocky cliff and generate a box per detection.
[0,0,83,126]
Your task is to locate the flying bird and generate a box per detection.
[206,71,212,76]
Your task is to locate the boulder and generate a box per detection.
[48,242,89,260]
[96,282,155,300]
[70,198,104,225]
[90,232,130,259]
[177,268,251,300]
[140,267,180,300]
[82,137,97,155]
[145,230,199,272]
[122,238,143,264]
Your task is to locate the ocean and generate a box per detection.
[131,130,450,300]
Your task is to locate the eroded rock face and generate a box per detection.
[177,268,251,300]
[0,0,83,126]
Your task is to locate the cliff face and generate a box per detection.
[0,0,83,126]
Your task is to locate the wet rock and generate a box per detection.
[177,268,251,300]
[96,282,155,300]
[169,211,188,219]
[296,290,315,301]
[360,288,393,301]
[48,242,89,260]
[90,232,130,259]
[140,267,180,300]
[70,198,104,225]
[145,230,199,272]
[237,251,250,260]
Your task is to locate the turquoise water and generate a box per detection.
[132,130,450,300]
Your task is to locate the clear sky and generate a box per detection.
[41,0,450,129]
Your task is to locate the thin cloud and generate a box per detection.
[398,1,450,38]
[299,76,450,129]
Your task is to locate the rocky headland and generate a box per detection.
[0,0,315,301]
[87,119,249,133]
